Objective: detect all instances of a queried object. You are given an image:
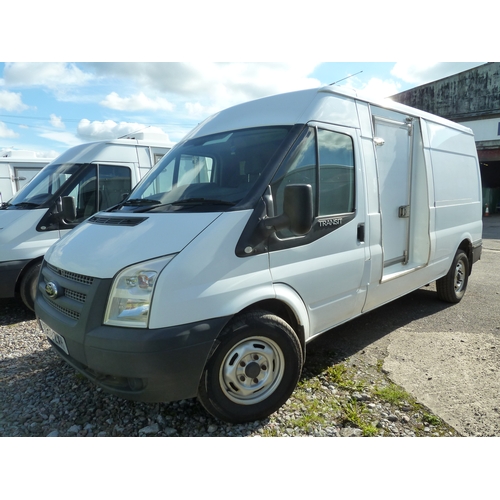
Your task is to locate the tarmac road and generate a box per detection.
[308,214,500,436]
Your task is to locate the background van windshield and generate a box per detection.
[9,163,81,207]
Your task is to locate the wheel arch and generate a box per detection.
[457,238,474,275]
[14,256,43,296]
[230,284,310,359]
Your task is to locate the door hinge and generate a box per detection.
[405,117,413,136]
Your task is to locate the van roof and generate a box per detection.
[116,130,175,146]
[185,85,473,141]
[0,149,55,161]
[65,132,174,150]
[49,134,174,165]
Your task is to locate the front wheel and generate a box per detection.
[198,310,303,423]
[436,250,470,303]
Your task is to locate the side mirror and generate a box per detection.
[265,184,313,235]
[61,196,77,222]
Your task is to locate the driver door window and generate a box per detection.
[271,126,355,239]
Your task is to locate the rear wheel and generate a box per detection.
[198,310,303,423]
[436,250,469,303]
[19,262,41,312]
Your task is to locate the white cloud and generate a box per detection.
[333,73,401,99]
[89,62,321,110]
[0,121,19,138]
[50,114,65,129]
[39,130,82,147]
[359,77,402,98]
[3,62,93,88]
[100,91,174,112]
[77,119,170,142]
[185,101,214,119]
[0,89,29,111]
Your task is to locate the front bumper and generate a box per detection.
[39,314,229,403]
[0,259,29,298]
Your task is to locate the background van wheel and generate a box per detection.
[19,262,41,312]
[436,250,469,303]
[198,310,303,424]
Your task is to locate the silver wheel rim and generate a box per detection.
[454,258,465,292]
[219,336,285,405]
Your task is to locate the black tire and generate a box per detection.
[19,262,41,312]
[436,250,469,303]
[198,310,303,424]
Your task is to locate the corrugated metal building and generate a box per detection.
[391,62,500,213]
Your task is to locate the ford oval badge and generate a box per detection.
[45,281,59,298]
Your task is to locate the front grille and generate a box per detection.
[42,263,96,322]
[47,263,94,285]
[65,289,86,303]
[49,300,80,320]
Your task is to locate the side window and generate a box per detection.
[271,126,355,239]
[153,153,165,165]
[318,129,355,215]
[271,127,317,222]
[98,165,132,210]
[178,155,213,185]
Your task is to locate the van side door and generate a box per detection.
[268,124,368,337]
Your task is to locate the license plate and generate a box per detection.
[41,320,69,355]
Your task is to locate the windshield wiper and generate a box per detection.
[11,202,41,209]
[172,198,236,206]
[124,198,161,206]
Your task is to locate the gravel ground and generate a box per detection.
[0,297,459,438]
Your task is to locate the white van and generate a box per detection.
[1,133,172,311]
[0,150,55,204]
[35,86,482,423]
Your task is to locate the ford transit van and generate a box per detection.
[35,86,482,423]
[1,133,172,310]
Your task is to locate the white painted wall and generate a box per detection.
[459,117,500,142]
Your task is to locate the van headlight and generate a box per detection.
[104,255,176,328]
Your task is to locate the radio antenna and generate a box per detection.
[330,70,363,86]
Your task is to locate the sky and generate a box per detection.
[0,62,486,159]
[1,1,493,160]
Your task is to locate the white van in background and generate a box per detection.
[35,86,482,423]
[0,149,55,204]
[0,132,173,310]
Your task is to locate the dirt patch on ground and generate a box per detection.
[382,329,500,436]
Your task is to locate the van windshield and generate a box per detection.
[5,162,83,209]
[124,126,291,212]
